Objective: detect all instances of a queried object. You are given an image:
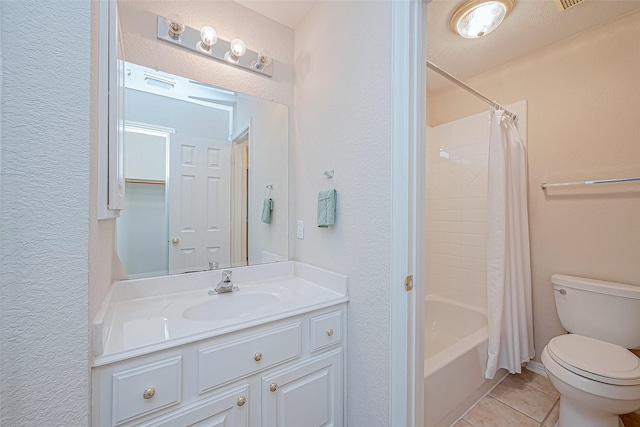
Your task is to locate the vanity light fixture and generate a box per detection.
[157,16,273,77]
[226,39,247,63]
[197,26,217,53]
[166,14,186,40]
[450,0,514,39]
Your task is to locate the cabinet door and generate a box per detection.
[138,384,249,427]
[261,349,343,427]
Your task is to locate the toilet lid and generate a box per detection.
[547,335,640,386]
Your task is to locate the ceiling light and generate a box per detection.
[450,0,514,39]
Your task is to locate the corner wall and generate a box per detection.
[1,1,90,424]
[294,2,393,424]
[427,11,640,361]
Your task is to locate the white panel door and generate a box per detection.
[169,134,231,274]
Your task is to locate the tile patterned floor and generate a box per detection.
[451,369,640,427]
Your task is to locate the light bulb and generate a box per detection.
[253,52,272,71]
[198,26,217,52]
[226,39,246,63]
[166,14,185,40]
[450,0,513,39]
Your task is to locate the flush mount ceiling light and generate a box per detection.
[450,0,515,39]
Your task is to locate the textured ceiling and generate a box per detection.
[233,0,640,92]
[427,0,640,91]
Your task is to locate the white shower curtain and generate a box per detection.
[485,110,535,380]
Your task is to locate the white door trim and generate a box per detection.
[390,1,427,426]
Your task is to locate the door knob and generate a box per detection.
[171,238,180,244]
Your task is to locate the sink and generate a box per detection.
[162,289,287,322]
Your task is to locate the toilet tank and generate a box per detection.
[552,275,640,349]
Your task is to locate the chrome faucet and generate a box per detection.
[209,270,238,295]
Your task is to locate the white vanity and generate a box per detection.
[91,262,348,426]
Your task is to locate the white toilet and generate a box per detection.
[541,274,640,427]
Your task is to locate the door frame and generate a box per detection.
[390,1,427,426]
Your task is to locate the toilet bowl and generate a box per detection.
[541,275,640,427]
[542,335,640,427]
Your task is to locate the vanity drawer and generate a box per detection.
[310,310,343,352]
[198,322,301,393]
[111,356,182,426]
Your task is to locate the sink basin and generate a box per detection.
[162,289,287,322]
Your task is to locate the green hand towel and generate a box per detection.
[317,189,337,228]
[261,198,273,224]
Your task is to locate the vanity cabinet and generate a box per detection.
[92,304,346,427]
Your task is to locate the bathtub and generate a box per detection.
[424,296,507,427]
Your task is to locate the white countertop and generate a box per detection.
[92,262,348,367]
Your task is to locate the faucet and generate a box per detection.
[209,270,238,295]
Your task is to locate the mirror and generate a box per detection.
[116,61,288,279]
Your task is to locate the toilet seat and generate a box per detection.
[547,335,640,386]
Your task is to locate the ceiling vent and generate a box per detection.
[555,0,584,11]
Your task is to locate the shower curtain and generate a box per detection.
[485,110,535,379]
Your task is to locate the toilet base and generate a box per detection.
[557,396,625,427]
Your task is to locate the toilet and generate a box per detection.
[541,274,640,427]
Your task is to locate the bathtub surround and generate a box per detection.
[427,10,640,363]
[485,111,534,379]
[0,0,91,424]
[425,101,527,310]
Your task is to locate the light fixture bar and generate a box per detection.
[156,16,273,78]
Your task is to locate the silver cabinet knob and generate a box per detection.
[270,383,278,392]
[327,328,334,337]
[142,388,155,399]
[171,238,180,244]
[254,352,263,362]
[237,396,246,407]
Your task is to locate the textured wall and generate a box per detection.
[427,11,640,362]
[89,0,296,320]
[1,1,90,424]
[294,2,392,425]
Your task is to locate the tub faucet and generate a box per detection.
[209,270,238,295]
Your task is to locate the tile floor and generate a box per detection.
[451,369,640,427]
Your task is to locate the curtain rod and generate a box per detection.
[426,61,517,122]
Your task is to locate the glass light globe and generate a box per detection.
[166,14,185,40]
[230,39,246,57]
[198,26,217,52]
[253,52,272,71]
[451,0,513,39]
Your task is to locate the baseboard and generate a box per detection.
[525,361,547,377]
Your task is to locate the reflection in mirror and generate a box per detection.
[116,62,288,279]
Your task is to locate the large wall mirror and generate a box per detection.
[116,62,288,279]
